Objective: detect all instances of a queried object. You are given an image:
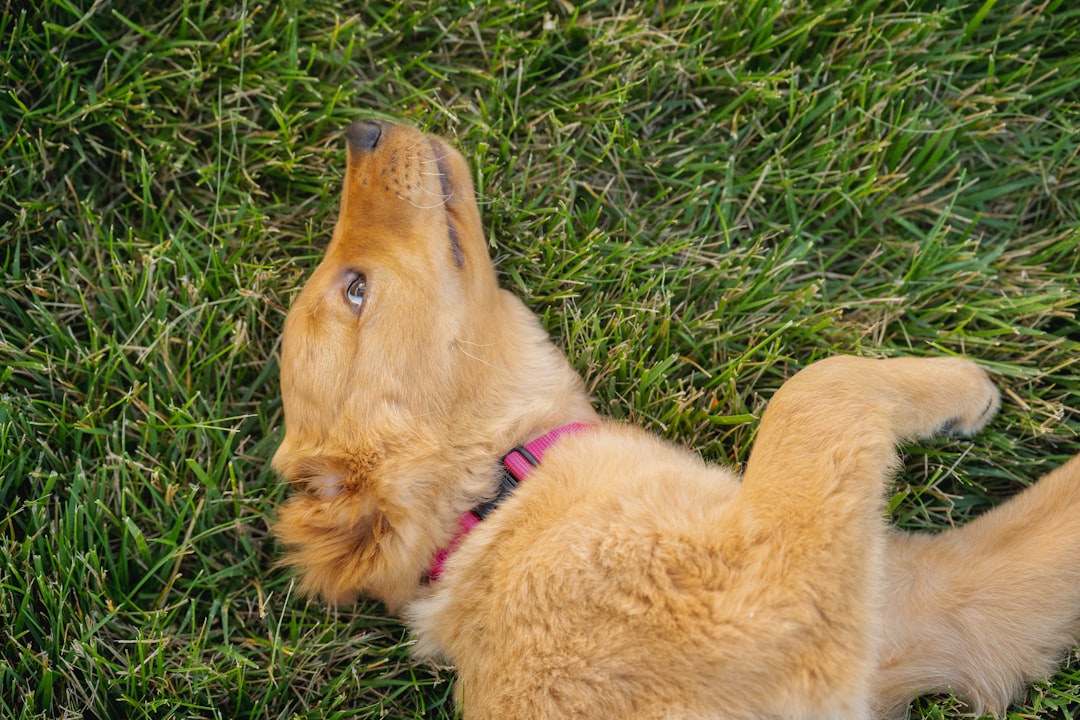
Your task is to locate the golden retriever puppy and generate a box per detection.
[271,119,1080,719]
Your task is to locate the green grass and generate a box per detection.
[2,0,1078,717]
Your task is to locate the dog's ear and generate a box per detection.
[271,453,394,606]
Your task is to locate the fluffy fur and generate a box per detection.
[271,119,1080,719]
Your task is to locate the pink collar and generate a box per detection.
[428,423,589,582]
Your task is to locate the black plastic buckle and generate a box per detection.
[508,444,540,469]
[472,446,541,520]
[473,465,518,520]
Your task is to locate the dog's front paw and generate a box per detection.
[793,355,1001,441]
[922,357,1000,438]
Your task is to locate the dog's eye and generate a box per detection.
[345,274,367,309]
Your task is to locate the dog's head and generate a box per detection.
[271,121,593,610]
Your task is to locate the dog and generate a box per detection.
[271,119,1080,719]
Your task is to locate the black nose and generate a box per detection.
[345,120,382,153]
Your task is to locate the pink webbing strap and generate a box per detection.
[428,513,479,582]
[503,422,590,480]
[428,423,589,582]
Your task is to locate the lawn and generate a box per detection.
[2,0,1078,717]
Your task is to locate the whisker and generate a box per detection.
[454,342,504,371]
[395,192,449,209]
[419,186,452,198]
[408,151,450,165]
[416,184,454,202]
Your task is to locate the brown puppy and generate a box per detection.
[272,120,1080,719]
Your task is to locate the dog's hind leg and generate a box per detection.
[734,356,1000,716]
[874,453,1080,718]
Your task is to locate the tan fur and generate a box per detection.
[271,120,1080,719]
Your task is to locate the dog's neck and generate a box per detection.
[382,298,599,608]
[428,423,590,582]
